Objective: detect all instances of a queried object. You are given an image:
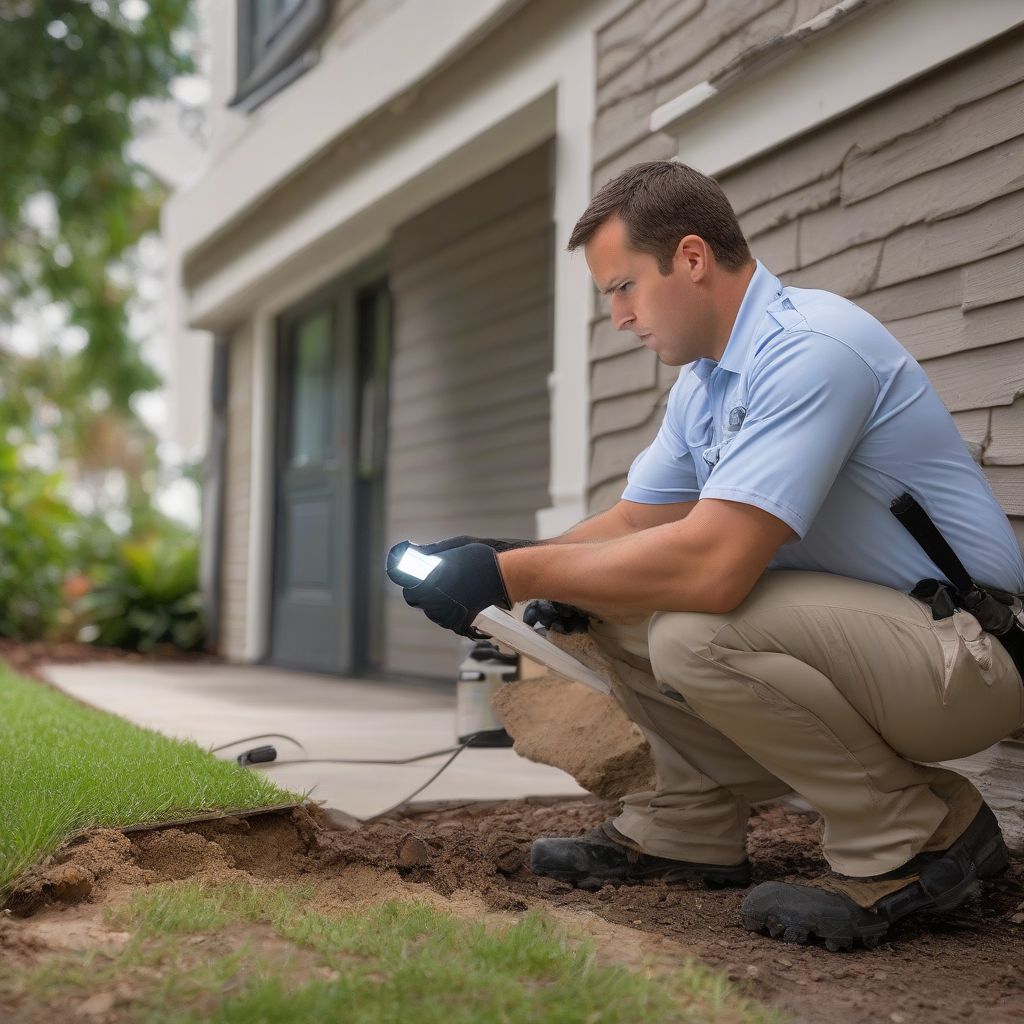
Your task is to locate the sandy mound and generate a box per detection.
[492,630,655,798]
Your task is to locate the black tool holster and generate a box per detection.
[891,493,1024,682]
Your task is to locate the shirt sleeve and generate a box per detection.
[621,395,701,505]
[700,331,879,538]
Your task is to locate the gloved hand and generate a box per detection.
[417,535,535,555]
[386,542,512,639]
[522,599,592,634]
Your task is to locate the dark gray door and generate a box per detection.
[270,297,353,673]
[269,264,391,675]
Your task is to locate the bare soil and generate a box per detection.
[4,797,1023,1024]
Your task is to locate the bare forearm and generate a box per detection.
[537,504,638,545]
[501,516,729,616]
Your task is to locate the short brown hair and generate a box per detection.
[567,161,751,273]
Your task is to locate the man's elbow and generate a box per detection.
[698,565,759,615]
[700,586,744,616]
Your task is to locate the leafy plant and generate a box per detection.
[78,530,206,652]
[0,441,80,639]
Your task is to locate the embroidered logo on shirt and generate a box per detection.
[727,405,747,431]
[703,406,747,469]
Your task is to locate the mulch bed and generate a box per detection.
[0,638,219,693]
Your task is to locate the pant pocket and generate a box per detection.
[919,612,1022,760]
[932,611,999,704]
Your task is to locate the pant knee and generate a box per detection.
[648,609,732,694]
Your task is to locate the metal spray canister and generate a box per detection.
[456,640,517,746]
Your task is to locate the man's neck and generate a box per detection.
[708,262,757,362]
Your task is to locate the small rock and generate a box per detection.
[874,971,889,981]
[777,957,794,968]
[76,992,115,1017]
[397,833,432,868]
[1010,912,1024,925]
[322,808,360,832]
[891,1014,906,1023]
[49,864,94,904]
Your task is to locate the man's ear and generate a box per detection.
[674,234,710,282]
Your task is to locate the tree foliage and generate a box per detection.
[0,1,204,645]
[0,0,195,410]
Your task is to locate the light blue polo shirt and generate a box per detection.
[623,261,1024,595]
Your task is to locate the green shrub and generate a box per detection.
[77,531,206,652]
[0,443,80,639]
[0,437,205,651]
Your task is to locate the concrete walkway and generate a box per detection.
[42,662,586,819]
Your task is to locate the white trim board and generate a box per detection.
[243,310,275,662]
[168,0,524,261]
[650,0,1024,176]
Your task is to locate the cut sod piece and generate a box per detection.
[1,666,302,897]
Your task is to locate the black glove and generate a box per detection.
[386,542,512,639]
[417,535,535,555]
[522,599,592,634]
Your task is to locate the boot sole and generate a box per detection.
[537,862,750,892]
[741,831,1009,951]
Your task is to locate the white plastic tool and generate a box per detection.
[471,606,611,694]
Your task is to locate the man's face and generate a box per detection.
[584,215,712,366]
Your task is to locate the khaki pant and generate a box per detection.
[590,571,1024,877]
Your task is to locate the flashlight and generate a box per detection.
[396,546,441,580]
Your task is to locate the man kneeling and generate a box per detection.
[387,162,1024,950]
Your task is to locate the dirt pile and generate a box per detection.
[492,630,655,798]
[6,798,1024,1023]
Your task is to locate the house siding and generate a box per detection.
[220,321,254,662]
[586,14,1024,554]
[587,0,840,510]
[385,141,555,679]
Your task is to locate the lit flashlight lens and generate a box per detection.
[397,547,442,581]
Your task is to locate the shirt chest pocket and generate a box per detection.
[702,432,738,469]
[701,402,747,470]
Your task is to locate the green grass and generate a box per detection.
[79,881,786,1024]
[107,878,315,936]
[0,666,302,896]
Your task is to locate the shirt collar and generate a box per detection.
[692,260,783,381]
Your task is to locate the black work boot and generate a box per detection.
[529,821,751,891]
[741,800,1009,951]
